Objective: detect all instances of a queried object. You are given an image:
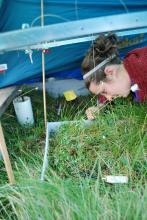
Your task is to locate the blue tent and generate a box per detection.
[0,0,147,88]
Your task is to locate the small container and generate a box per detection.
[102,175,128,184]
[13,96,34,126]
[63,90,77,101]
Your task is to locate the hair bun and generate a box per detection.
[91,33,119,58]
[107,32,119,45]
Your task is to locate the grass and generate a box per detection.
[0,89,146,219]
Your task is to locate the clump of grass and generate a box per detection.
[0,176,146,220]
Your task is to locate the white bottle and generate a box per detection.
[102,176,128,184]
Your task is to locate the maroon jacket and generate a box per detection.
[123,46,147,102]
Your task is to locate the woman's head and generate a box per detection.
[81,33,131,100]
[89,64,131,100]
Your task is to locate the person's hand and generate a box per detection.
[85,106,100,120]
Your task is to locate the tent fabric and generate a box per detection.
[0,0,147,88]
[0,0,3,8]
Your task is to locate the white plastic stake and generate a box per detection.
[102,175,128,184]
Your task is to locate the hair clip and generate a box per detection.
[83,54,116,80]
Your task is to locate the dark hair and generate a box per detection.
[81,33,121,89]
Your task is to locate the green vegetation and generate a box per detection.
[0,90,146,220]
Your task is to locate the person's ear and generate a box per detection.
[104,65,116,80]
[104,65,113,75]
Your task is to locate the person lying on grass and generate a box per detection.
[81,33,147,120]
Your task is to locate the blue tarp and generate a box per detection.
[0,0,147,88]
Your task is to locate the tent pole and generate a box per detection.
[41,0,47,128]
[0,122,15,184]
[42,52,47,128]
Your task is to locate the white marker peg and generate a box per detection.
[102,175,128,184]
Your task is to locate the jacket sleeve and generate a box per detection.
[123,46,147,102]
